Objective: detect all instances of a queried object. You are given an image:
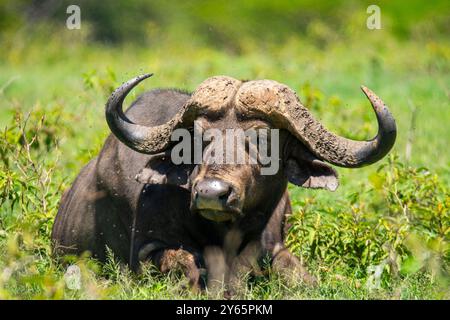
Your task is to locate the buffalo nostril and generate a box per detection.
[194,178,232,206]
[218,187,232,201]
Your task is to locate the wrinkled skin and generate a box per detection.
[52,87,338,293]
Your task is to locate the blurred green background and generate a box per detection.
[0,0,448,299]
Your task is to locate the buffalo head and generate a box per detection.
[105,74,396,223]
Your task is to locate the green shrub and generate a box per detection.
[287,155,449,294]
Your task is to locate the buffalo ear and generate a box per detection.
[135,152,194,189]
[285,142,339,191]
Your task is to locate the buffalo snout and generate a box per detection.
[192,178,241,222]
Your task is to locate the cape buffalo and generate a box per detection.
[52,74,396,292]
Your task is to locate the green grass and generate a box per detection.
[0,1,449,299]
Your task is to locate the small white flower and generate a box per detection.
[1,267,12,282]
[366,261,386,290]
[64,265,81,290]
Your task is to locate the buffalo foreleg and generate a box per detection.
[149,247,205,290]
[271,245,317,286]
